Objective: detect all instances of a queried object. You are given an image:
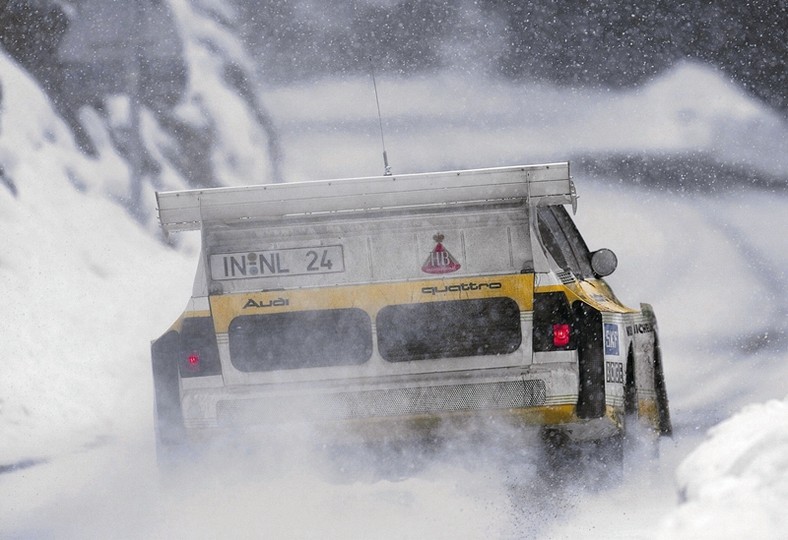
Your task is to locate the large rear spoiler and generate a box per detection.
[156,162,575,233]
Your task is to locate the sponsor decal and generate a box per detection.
[604,323,620,356]
[422,282,502,295]
[243,297,290,309]
[422,233,461,274]
[626,322,654,336]
[605,361,624,383]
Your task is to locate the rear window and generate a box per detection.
[376,297,521,362]
[537,206,594,278]
[228,309,373,372]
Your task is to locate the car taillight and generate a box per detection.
[179,317,222,377]
[533,291,577,352]
[186,351,201,371]
[553,324,571,347]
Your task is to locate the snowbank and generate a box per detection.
[660,397,788,539]
[0,49,198,463]
[263,60,788,181]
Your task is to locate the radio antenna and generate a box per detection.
[369,59,392,176]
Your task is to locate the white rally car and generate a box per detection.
[151,162,671,470]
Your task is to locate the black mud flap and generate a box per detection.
[652,334,673,436]
[151,331,187,454]
[540,428,623,488]
[641,303,672,437]
[574,303,605,419]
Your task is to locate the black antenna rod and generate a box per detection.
[370,59,392,176]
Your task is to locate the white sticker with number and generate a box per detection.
[210,245,345,280]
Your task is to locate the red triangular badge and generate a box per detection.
[422,233,461,274]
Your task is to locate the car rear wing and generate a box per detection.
[156,162,575,233]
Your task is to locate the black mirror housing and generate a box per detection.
[591,248,618,277]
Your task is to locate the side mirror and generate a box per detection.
[590,248,618,278]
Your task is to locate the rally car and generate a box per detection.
[151,162,671,470]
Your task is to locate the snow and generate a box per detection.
[1,15,788,538]
[168,0,277,186]
[0,51,197,463]
[661,398,788,539]
[264,61,788,181]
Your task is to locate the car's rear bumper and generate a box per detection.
[177,365,624,444]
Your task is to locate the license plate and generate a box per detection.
[210,245,345,280]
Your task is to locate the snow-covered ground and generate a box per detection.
[1,37,787,539]
[662,398,788,539]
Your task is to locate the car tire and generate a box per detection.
[540,428,623,489]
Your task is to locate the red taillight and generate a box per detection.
[552,324,571,347]
[187,351,201,371]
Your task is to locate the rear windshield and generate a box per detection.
[376,297,522,362]
[228,309,373,372]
